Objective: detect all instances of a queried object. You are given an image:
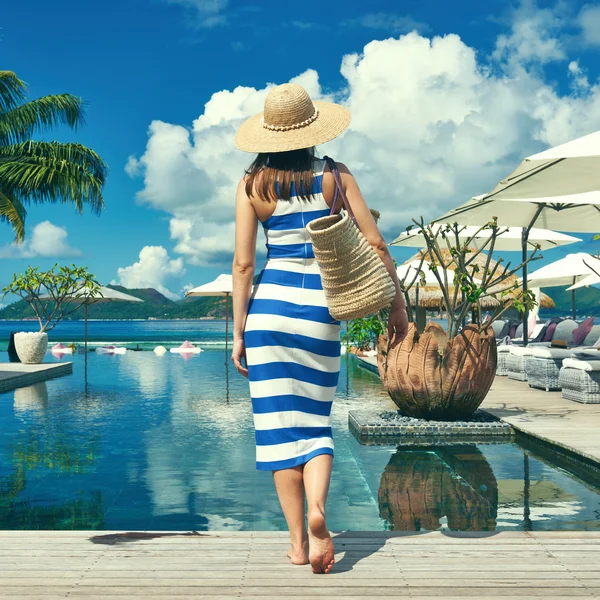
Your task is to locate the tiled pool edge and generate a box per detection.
[0,362,72,394]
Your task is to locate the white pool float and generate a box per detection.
[96,345,127,355]
[169,341,202,354]
[50,342,74,354]
[153,345,167,356]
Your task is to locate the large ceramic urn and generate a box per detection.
[377,322,497,420]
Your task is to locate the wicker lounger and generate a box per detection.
[496,346,511,376]
[506,351,528,382]
[559,356,600,404]
[526,355,564,391]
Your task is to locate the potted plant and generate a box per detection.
[378,219,540,420]
[2,264,101,364]
[343,315,385,356]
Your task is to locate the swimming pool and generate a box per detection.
[1,349,599,531]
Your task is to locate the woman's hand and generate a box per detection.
[388,300,409,346]
[231,337,248,377]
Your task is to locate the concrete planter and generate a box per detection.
[14,332,48,364]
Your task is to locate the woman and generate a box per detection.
[231,83,408,574]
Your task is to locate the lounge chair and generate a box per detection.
[559,354,600,403]
[523,321,600,391]
[506,319,579,384]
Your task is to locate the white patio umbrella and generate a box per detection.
[526,253,600,318]
[567,271,600,291]
[41,286,143,352]
[436,129,600,341]
[392,224,581,252]
[185,274,238,358]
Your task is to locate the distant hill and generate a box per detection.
[544,286,600,317]
[0,286,230,320]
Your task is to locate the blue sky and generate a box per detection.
[1,0,600,301]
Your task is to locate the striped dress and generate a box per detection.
[244,158,341,471]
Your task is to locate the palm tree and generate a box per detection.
[0,71,107,241]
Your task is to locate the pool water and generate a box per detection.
[1,349,599,531]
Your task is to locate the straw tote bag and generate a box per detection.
[306,157,396,321]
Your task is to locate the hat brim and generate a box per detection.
[235,100,351,153]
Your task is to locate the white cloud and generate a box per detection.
[162,0,228,27]
[127,3,600,266]
[0,221,81,259]
[493,0,566,66]
[342,13,429,34]
[124,155,141,177]
[113,246,185,300]
[578,3,600,46]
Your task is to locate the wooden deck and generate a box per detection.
[482,375,600,466]
[1,530,599,598]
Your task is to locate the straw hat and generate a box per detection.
[235,83,350,153]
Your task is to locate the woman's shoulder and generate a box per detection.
[322,158,354,181]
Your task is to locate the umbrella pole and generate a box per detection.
[225,293,229,363]
[572,277,576,320]
[84,303,88,353]
[521,207,544,347]
[522,229,529,346]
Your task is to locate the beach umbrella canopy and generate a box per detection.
[435,129,600,341]
[185,274,233,296]
[568,272,600,291]
[392,225,581,252]
[40,285,143,351]
[526,253,600,289]
[185,274,243,359]
[438,129,600,231]
[526,253,600,318]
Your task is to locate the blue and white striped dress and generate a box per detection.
[244,158,341,471]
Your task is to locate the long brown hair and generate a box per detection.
[245,147,317,202]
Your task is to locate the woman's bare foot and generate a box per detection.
[286,538,309,565]
[307,508,335,574]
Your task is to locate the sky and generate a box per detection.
[2,0,600,301]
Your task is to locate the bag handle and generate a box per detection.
[324,156,356,222]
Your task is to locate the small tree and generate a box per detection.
[343,315,385,353]
[398,219,541,338]
[3,264,101,332]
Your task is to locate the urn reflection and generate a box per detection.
[378,445,498,531]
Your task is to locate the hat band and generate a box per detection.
[261,108,319,132]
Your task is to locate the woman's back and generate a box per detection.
[261,158,330,261]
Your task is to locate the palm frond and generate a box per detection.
[0,71,27,113]
[0,94,86,145]
[0,188,26,241]
[0,141,108,214]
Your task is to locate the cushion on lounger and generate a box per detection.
[583,324,600,347]
[572,317,595,346]
[492,320,505,337]
[562,357,600,371]
[542,322,557,342]
[528,347,574,359]
[551,319,578,344]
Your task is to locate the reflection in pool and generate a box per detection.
[379,445,498,531]
[0,350,599,530]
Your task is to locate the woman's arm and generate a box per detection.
[335,162,408,343]
[232,179,258,377]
